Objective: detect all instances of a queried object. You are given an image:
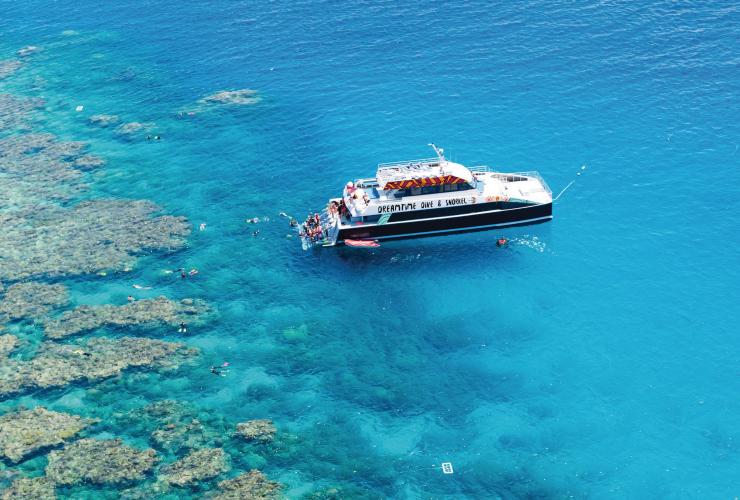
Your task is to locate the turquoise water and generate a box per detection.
[1,1,739,497]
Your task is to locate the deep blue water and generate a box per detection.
[1,0,739,497]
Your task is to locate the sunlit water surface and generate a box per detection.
[1,1,739,497]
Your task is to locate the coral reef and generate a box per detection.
[0,407,96,462]
[88,114,119,127]
[45,438,158,485]
[303,485,378,499]
[1,477,56,499]
[0,334,18,357]
[73,154,106,169]
[0,94,44,131]
[116,121,155,136]
[210,470,281,500]
[235,419,276,443]
[0,133,93,208]
[16,46,42,58]
[151,417,210,454]
[159,448,229,486]
[0,282,68,322]
[0,337,198,399]
[0,200,189,281]
[200,89,261,106]
[0,60,22,80]
[116,400,230,455]
[44,297,211,339]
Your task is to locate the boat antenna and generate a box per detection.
[428,143,445,162]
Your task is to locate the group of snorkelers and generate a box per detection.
[300,212,326,243]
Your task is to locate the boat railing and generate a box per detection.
[492,171,552,196]
[355,178,379,189]
[319,207,337,226]
[469,165,490,173]
[377,157,440,171]
[376,157,442,181]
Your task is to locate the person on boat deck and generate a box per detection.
[305,215,315,229]
[328,201,339,218]
[351,187,367,208]
[346,181,356,196]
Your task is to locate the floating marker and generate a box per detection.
[441,462,454,474]
[75,105,84,112]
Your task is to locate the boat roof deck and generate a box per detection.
[375,158,474,188]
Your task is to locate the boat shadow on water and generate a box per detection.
[318,224,553,271]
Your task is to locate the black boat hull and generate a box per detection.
[336,202,552,244]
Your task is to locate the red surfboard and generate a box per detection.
[344,239,380,248]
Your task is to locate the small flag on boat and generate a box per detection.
[344,239,380,248]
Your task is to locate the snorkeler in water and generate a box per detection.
[210,363,229,376]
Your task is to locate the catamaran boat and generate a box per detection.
[300,144,553,248]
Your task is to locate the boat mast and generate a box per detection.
[428,143,445,162]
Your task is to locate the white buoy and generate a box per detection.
[75,105,84,112]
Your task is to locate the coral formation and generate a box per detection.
[88,114,120,127]
[0,282,68,322]
[0,334,18,357]
[159,448,229,486]
[210,470,281,499]
[45,438,158,485]
[0,132,93,208]
[16,46,42,58]
[0,200,189,281]
[116,400,230,455]
[1,477,56,499]
[73,154,106,169]
[150,417,210,454]
[200,89,261,106]
[44,297,211,339]
[0,407,96,462]
[303,485,378,499]
[116,121,155,136]
[0,337,198,399]
[0,94,44,131]
[235,419,276,443]
[0,60,22,80]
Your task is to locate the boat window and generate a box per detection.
[410,187,422,196]
[421,185,442,195]
[443,183,459,192]
[363,215,381,223]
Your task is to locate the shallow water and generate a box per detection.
[1,0,739,498]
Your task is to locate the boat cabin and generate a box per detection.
[342,147,483,222]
